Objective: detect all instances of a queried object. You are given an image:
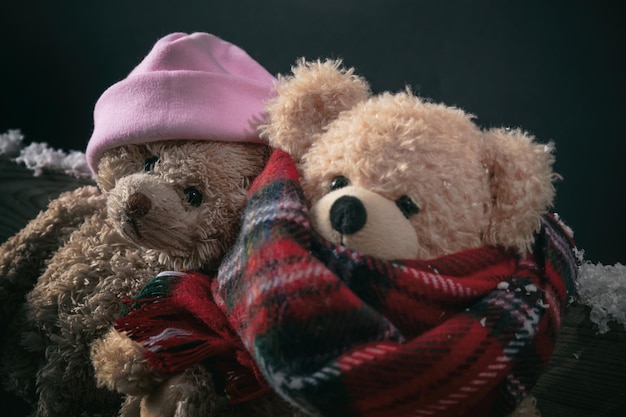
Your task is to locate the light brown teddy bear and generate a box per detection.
[212,59,577,417]
[0,32,275,417]
[263,60,558,261]
[101,59,578,417]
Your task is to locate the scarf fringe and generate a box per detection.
[115,272,269,404]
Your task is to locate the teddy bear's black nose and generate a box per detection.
[126,192,152,218]
[330,195,367,235]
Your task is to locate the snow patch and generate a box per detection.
[577,261,626,333]
[524,284,538,293]
[1,129,91,178]
[0,129,24,155]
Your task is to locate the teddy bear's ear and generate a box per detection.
[482,128,558,253]
[260,58,370,162]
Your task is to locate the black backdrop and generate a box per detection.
[1,0,624,265]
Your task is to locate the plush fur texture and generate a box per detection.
[262,60,556,260]
[90,140,304,417]
[259,59,559,416]
[0,139,268,417]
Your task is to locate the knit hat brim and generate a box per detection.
[86,71,274,173]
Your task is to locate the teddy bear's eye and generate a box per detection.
[396,195,419,218]
[144,156,159,172]
[183,187,203,207]
[330,176,350,191]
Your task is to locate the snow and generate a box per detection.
[577,260,626,334]
[0,129,91,178]
[497,282,510,290]
[0,129,24,155]
[524,284,538,293]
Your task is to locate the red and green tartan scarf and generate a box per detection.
[116,269,271,404]
[117,150,578,417]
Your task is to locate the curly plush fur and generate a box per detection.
[262,60,557,261]
[0,140,268,417]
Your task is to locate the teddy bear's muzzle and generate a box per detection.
[108,175,187,248]
[310,186,419,260]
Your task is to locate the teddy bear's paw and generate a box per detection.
[118,394,143,417]
[91,328,166,396]
[507,395,541,417]
[139,365,226,417]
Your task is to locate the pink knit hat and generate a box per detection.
[86,32,277,174]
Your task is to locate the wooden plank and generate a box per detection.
[533,303,626,416]
[0,156,94,242]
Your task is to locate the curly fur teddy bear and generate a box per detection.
[0,32,275,417]
[247,59,578,417]
[100,59,578,417]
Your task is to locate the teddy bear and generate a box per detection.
[102,58,578,417]
[0,32,277,417]
[239,58,578,417]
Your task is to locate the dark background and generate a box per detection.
[1,0,624,265]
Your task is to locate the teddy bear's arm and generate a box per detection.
[0,185,105,331]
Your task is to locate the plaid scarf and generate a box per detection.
[117,150,578,416]
[115,270,270,404]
